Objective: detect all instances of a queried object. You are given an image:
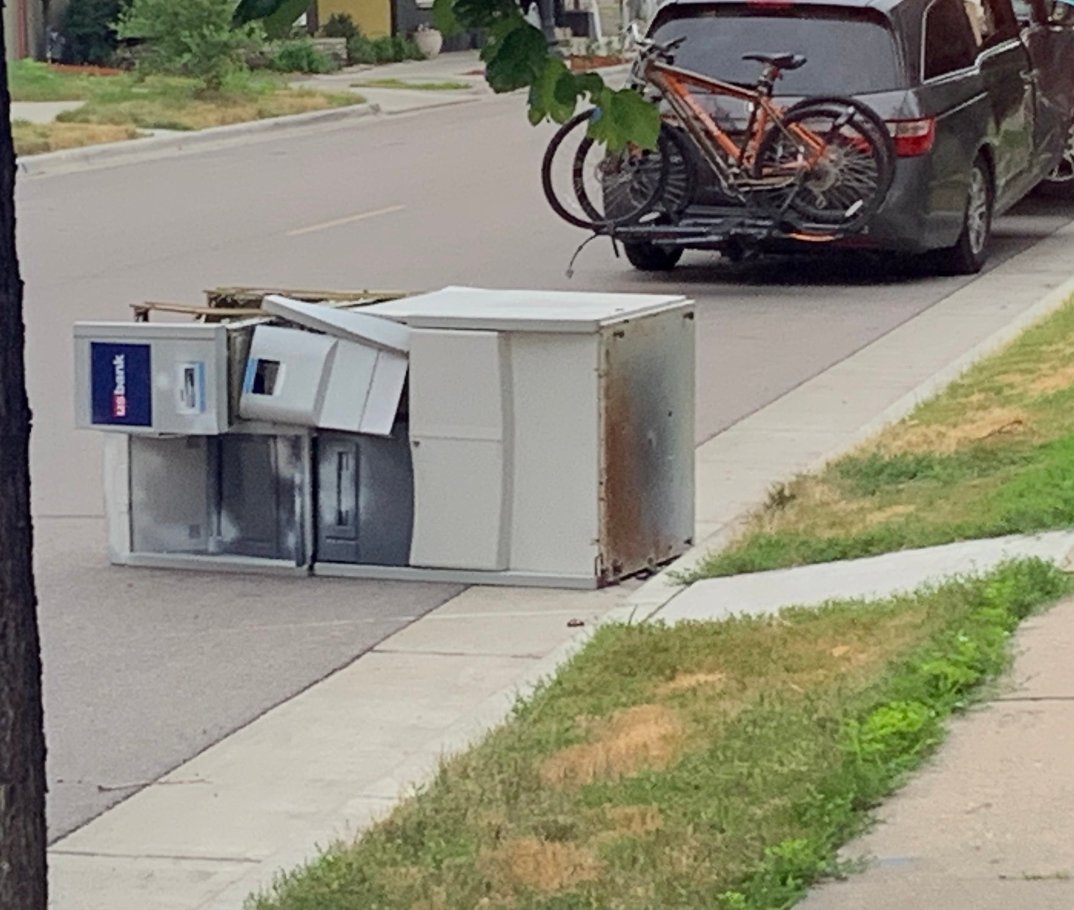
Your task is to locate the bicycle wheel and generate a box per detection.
[541,109,673,231]
[651,123,697,221]
[780,95,895,203]
[571,121,696,225]
[753,99,894,234]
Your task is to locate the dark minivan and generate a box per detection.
[626,0,1074,273]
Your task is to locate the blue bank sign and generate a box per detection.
[90,342,152,427]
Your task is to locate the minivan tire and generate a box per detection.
[933,155,993,275]
[623,241,683,272]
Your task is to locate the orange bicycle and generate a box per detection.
[541,27,895,240]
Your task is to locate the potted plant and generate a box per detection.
[413,23,442,59]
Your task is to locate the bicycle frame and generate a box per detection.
[641,58,832,201]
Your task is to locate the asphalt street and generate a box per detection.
[15,92,1074,839]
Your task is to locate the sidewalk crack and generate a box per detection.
[993,695,1074,703]
[373,647,542,660]
[50,849,259,865]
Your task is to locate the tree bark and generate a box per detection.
[0,6,49,910]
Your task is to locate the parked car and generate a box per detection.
[623,0,1074,273]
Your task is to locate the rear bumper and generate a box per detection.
[669,156,964,255]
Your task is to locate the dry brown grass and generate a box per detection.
[158,91,345,129]
[12,120,140,156]
[878,406,1031,455]
[539,704,685,788]
[656,671,727,695]
[748,476,909,539]
[55,89,360,132]
[860,503,917,527]
[1028,363,1074,395]
[480,837,603,894]
[605,805,664,836]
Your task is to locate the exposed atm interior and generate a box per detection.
[80,293,416,570]
[75,287,696,588]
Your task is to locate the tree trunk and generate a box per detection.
[0,7,49,910]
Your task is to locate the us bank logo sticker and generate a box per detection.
[90,342,152,426]
[177,361,207,415]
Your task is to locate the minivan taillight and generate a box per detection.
[887,118,936,157]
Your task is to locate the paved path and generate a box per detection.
[10,100,83,124]
[651,532,1074,624]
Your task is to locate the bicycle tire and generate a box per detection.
[776,95,895,199]
[541,109,673,231]
[653,123,698,221]
[753,98,895,234]
[574,121,697,225]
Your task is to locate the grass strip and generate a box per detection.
[55,76,360,131]
[248,559,1070,910]
[9,62,362,137]
[693,296,1074,579]
[12,119,141,156]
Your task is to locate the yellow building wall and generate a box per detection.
[320,0,392,38]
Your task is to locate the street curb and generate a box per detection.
[16,101,382,177]
[627,260,1074,623]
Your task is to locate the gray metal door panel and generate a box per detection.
[130,436,211,554]
[214,435,303,562]
[316,425,413,566]
[355,428,414,567]
[317,436,362,563]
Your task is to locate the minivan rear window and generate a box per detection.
[649,5,904,95]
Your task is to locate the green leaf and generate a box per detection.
[586,87,659,151]
[432,0,460,36]
[526,57,577,124]
[575,72,605,99]
[454,0,517,30]
[552,65,579,109]
[483,19,549,93]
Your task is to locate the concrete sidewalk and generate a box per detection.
[650,531,1074,624]
[10,100,83,124]
[46,226,1074,909]
[291,51,493,116]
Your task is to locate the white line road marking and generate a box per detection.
[286,204,406,237]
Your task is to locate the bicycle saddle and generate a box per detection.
[742,53,807,70]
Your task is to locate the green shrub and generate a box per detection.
[392,35,423,61]
[346,34,375,64]
[345,32,422,65]
[117,0,265,91]
[270,40,338,73]
[321,13,359,41]
[61,0,125,65]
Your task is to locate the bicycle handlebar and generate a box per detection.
[626,22,686,61]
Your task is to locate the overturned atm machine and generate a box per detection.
[74,287,695,589]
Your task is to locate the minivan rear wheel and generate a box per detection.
[623,241,683,272]
[933,156,993,275]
